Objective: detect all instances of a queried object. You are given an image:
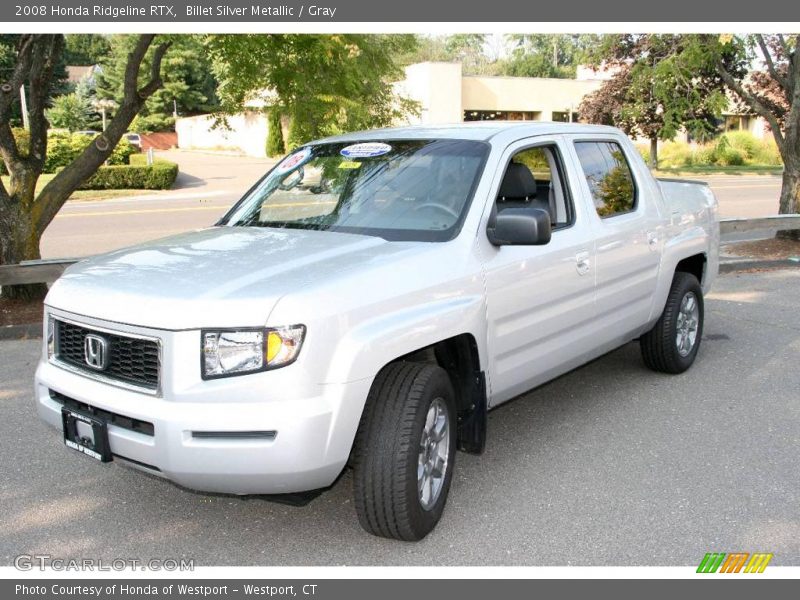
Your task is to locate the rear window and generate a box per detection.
[574,141,637,218]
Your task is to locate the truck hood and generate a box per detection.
[46,227,409,330]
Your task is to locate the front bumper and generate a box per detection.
[34,311,372,495]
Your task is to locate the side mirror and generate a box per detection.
[487,207,552,246]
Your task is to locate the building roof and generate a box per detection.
[314,121,620,145]
[66,65,100,84]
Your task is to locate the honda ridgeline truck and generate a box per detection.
[35,123,719,540]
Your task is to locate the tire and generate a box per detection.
[640,271,704,374]
[352,361,457,541]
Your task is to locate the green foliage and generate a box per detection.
[579,35,730,166]
[63,34,110,65]
[78,159,177,190]
[46,92,93,132]
[266,109,285,157]
[642,133,783,169]
[0,128,30,175]
[207,34,419,146]
[44,132,136,173]
[0,34,70,126]
[596,153,635,217]
[130,113,176,134]
[95,35,218,132]
[499,34,598,78]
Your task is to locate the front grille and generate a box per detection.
[55,320,160,391]
[50,390,155,437]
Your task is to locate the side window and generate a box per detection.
[574,141,637,218]
[496,145,573,229]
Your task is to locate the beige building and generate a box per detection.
[395,62,604,125]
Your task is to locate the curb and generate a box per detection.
[0,322,43,340]
[720,258,800,273]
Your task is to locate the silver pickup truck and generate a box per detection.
[35,123,719,540]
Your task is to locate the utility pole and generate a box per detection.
[19,85,29,130]
[552,37,558,68]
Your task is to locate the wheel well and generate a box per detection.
[675,253,706,285]
[398,334,487,454]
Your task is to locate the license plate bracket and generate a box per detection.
[61,407,112,462]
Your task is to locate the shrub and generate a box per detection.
[78,160,178,190]
[0,128,30,175]
[44,132,136,173]
[658,142,693,168]
[716,147,745,166]
[722,131,759,160]
[46,92,93,132]
[266,109,285,157]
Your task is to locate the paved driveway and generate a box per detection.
[1,270,798,566]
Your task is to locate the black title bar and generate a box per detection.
[3,0,800,23]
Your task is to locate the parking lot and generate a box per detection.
[1,269,798,566]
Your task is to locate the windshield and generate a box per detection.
[222,139,489,242]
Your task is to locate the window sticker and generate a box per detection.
[275,147,312,173]
[338,160,362,169]
[340,142,392,158]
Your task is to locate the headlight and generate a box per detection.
[201,325,305,379]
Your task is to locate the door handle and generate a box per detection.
[647,231,658,250]
[575,251,591,276]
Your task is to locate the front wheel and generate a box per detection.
[640,271,704,374]
[352,362,457,541]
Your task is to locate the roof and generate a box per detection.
[66,65,100,84]
[313,121,621,145]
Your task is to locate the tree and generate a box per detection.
[206,35,418,146]
[63,34,111,66]
[96,35,217,132]
[501,34,598,79]
[265,108,285,157]
[579,35,729,167]
[681,34,799,235]
[397,34,500,75]
[46,90,93,131]
[0,34,171,300]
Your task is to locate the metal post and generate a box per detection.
[147,148,154,166]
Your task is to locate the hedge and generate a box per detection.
[77,160,178,190]
[0,128,137,176]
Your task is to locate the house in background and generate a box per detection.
[66,64,102,88]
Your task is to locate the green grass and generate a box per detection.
[653,165,783,177]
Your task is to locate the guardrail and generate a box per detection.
[719,214,800,236]
[0,258,78,286]
[1,214,799,287]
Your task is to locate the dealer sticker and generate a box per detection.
[340,142,392,158]
[338,160,362,169]
[275,147,311,173]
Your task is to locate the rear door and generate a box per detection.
[567,136,662,347]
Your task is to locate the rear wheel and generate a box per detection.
[641,271,704,374]
[352,361,456,541]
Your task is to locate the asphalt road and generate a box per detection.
[39,150,783,259]
[1,270,798,566]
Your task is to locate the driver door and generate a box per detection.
[480,137,597,406]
